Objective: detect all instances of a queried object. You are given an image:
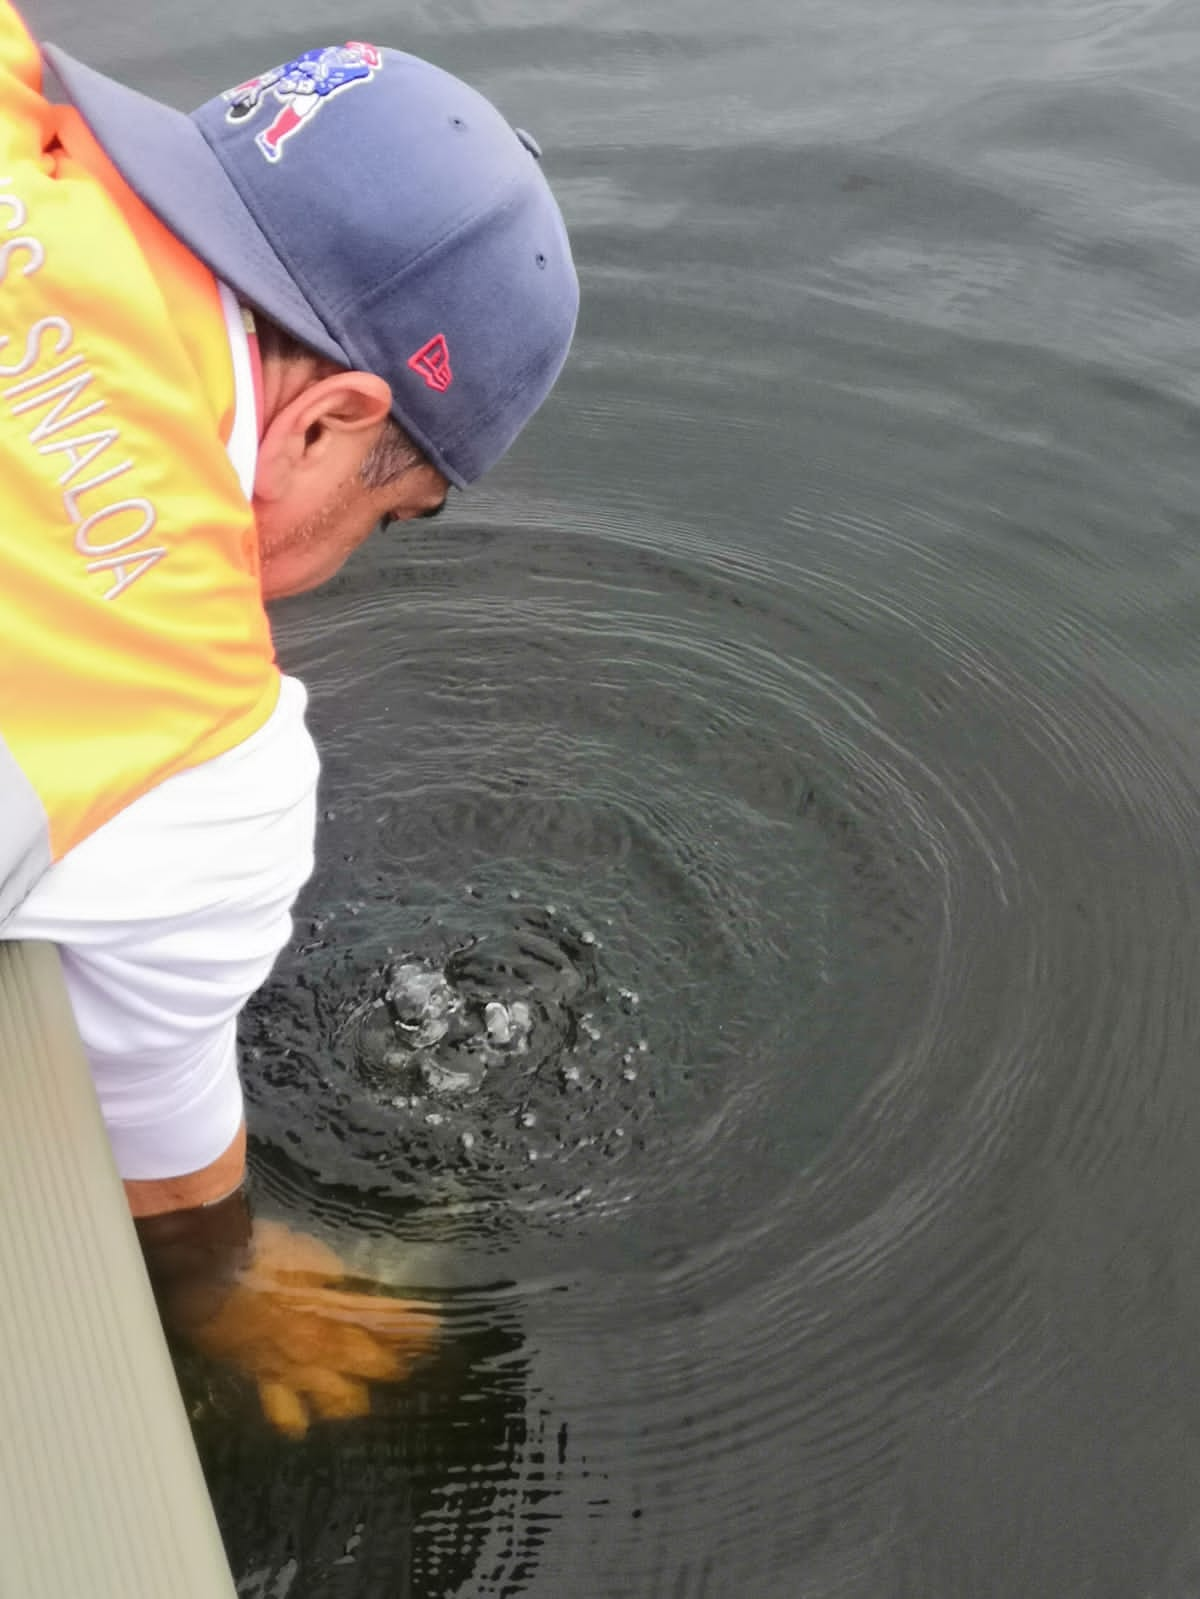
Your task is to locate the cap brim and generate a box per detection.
[42,44,349,369]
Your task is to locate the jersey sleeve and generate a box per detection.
[3,675,319,1180]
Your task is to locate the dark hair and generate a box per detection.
[252,310,430,489]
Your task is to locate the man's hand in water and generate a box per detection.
[138,1200,439,1438]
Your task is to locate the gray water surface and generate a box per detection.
[32,0,1200,1593]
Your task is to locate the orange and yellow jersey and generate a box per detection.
[0,0,279,924]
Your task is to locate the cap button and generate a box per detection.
[514,127,543,160]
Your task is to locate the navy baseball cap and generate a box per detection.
[42,40,579,488]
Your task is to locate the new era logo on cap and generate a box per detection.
[408,333,453,392]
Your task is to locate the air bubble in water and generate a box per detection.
[484,1001,512,1044]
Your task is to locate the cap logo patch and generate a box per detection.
[223,43,382,163]
[408,334,454,393]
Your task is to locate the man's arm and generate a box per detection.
[4,676,318,1205]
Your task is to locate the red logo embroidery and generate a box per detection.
[408,334,453,392]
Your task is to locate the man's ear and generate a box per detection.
[253,371,393,504]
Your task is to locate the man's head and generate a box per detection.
[43,37,579,575]
[250,314,451,598]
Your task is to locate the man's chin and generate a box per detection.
[260,552,350,602]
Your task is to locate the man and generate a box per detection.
[0,4,578,1435]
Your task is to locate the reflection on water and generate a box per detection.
[37,0,1200,1589]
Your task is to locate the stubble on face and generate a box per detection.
[258,473,385,598]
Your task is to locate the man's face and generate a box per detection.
[255,458,450,600]
[250,364,452,600]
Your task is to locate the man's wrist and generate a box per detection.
[123,1121,247,1219]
